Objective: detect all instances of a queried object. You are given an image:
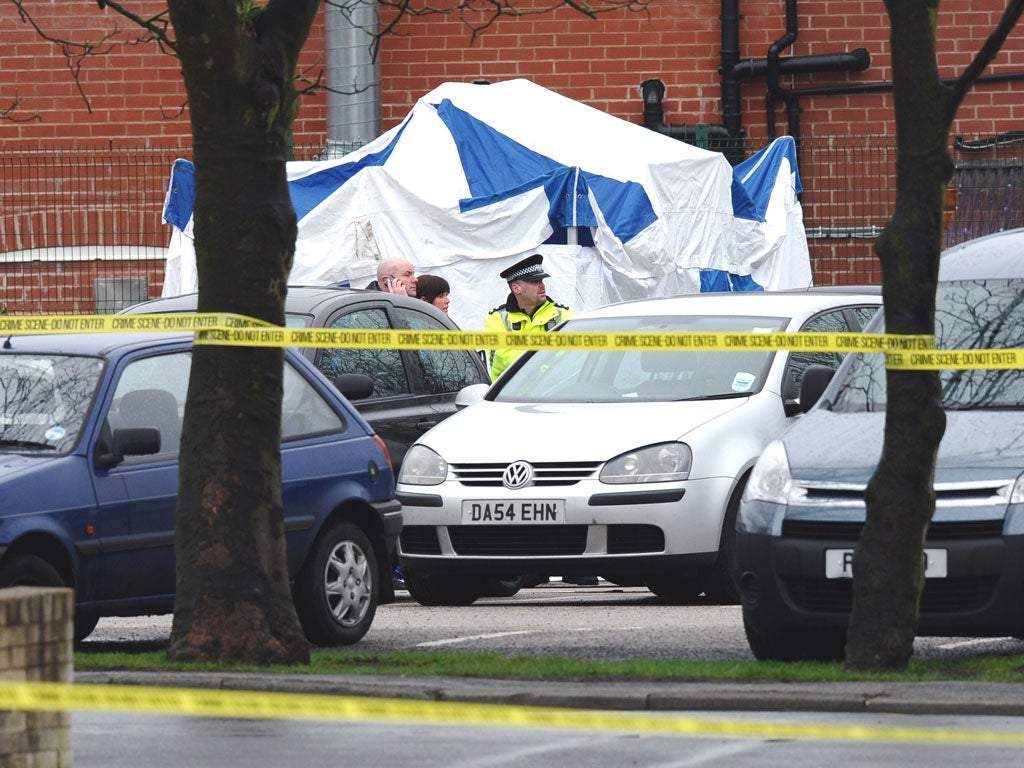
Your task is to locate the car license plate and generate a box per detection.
[461,500,565,524]
[825,548,948,579]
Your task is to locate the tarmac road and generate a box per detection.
[81,580,1024,664]
[68,580,1024,768]
[70,708,1024,768]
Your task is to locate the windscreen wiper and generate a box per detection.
[0,438,58,450]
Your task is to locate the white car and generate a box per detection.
[396,289,881,606]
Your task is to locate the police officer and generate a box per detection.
[483,254,573,380]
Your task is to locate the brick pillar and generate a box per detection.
[0,586,74,768]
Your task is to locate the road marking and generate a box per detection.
[936,637,1011,651]
[415,631,536,647]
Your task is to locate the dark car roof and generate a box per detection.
[0,331,193,357]
[121,285,463,330]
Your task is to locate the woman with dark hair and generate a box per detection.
[415,274,451,315]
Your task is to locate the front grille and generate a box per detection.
[782,576,998,613]
[448,525,588,555]
[400,525,442,555]
[450,462,601,487]
[607,524,664,554]
[782,519,1004,541]
[782,520,863,540]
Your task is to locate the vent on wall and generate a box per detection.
[95,277,149,314]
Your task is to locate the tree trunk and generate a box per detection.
[165,0,321,664]
[845,0,950,670]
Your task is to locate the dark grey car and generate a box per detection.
[121,286,490,469]
[737,228,1024,661]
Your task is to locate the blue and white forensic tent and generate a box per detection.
[161,79,811,331]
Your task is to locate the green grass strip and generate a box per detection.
[73,648,1024,683]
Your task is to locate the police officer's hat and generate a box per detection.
[500,254,549,283]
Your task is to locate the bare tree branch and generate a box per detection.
[7,0,154,112]
[1,95,42,123]
[328,0,652,53]
[948,0,1024,116]
[159,98,189,120]
[95,0,176,52]
[8,0,654,113]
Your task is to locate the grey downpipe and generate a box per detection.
[325,1,382,153]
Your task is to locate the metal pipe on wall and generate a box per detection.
[325,1,382,154]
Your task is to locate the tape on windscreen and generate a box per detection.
[3,312,1018,370]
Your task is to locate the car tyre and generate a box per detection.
[404,570,481,606]
[0,552,63,588]
[0,553,97,641]
[698,481,743,605]
[644,570,703,603]
[74,613,101,643]
[742,606,845,662]
[601,576,645,588]
[294,521,379,646]
[480,575,531,598]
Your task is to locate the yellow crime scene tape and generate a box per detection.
[0,313,1018,740]
[2,680,1024,747]
[0,312,1020,371]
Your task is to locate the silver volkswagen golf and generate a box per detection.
[395,288,881,606]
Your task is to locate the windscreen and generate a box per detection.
[0,353,104,452]
[493,314,788,403]
[833,278,1024,412]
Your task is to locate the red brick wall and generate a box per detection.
[0,258,164,315]
[1,0,327,146]
[3,1,1024,302]
[376,1,1024,141]
[4,1,1023,146]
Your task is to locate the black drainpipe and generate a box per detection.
[766,0,798,140]
[641,79,732,144]
[720,0,744,163]
[643,1,870,164]
[787,69,1024,151]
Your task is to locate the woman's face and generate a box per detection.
[431,292,450,314]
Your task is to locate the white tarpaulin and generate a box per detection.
[161,79,811,330]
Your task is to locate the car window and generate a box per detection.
[834,279,1024,412]
[783,308,864,400]
[396,307,487,394]
[110,352,190,456]
[853,305,880,327]
[281,362,346,440]
[0,353,103,453]
[318,308,410,398]
[495,315,786,403]
[110,350,346,455]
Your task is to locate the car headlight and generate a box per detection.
[743,440,798,505]
[1005,472,1024,505]
[600,442,691,484]
[398,445,448,486]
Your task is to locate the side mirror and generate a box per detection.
[95,427,161,469]
[334,373,374,401]
[455,383,490,410]
[798,365,836,414]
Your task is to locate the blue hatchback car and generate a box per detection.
[0,331,400,646]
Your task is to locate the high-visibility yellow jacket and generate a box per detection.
[483,295,574,380]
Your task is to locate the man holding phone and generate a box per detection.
[368,257,418,297]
